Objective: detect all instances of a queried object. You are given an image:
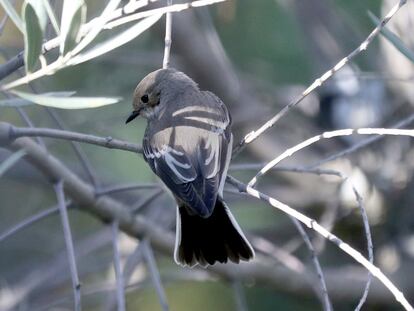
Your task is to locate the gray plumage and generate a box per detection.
[127,68,254,266]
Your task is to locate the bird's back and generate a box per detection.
[142,87,232,217]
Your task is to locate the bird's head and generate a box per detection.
[126,68,197,123]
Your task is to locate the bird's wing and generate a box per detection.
[143,91,231,217]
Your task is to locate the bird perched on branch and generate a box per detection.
[126,68,254,267]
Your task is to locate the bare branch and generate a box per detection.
[111,221,126,311]
[308,113,414,169]
[45,108,100,187]
[352,184,373,311]
[232,281,249,311]
[0,149,26,177]
[54,181,82,311]
[248,127,414,187]
[1,123,142,153]
[290,217,332,311]
[0,206,61,242]
[1,134,412,306]
[0,52,23,82]
[230,163,343,177]
[143,240,170,311]
[162,0,173,69]
[131,189,164,213]
[227,175,413,311]
[96,183,160,196]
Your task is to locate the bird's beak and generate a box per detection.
[125,109,140,124]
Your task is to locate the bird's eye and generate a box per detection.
[141,94,149,103]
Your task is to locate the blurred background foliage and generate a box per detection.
[1,0,414,310]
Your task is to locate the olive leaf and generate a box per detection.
[22,0,48,73]
[0,91,76,107]
[68,14,162,66]
[60,0,86,55]
[10,90,121,109]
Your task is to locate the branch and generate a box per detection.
[162,0,173,69]
[248,127,414,187]
[0,206,61,242]
[142,239,170,311]
[95,183,160,196]
[0,122,142,153]
[54,181,82,311]
[290,217,332,311]
[226,176,413,311]
[1,134,413,306]
[111,221,126,311]
[0,51,24,82]
[231,281,248,311]
[353,185,373,311]
[232,0,407,156]
[44,107,100,187]
[308,113,414,169]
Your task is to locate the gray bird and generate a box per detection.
[126,68,254,267]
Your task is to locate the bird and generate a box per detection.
[126,68,255,267]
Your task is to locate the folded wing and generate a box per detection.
[143,91,231,218]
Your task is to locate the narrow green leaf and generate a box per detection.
[0,91,76,107]
[10,90,121,109]
[0,0,23,33]
[41,0,59,34]
[68,14,162,66]
[22,0,48,72]
[0,150,26,178]
[60,0,86,55]
[368,11,414,64]
[70,0,121,55]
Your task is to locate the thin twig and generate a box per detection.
[4,123,142,153]
[352,184,373,311]
[249,235,305,272]
[308,113,414,169]
[44,108,100,187]
[123,243,145,285]
[142,239,170,311]
[0,14,8,35]
[131,188,164,213]
[290,217,332,311]
[15,106,47,148]
[4,132,410,309]
[54,181,81,311]
[227,175,413,311]
[230,163,343,177]
[111,221,126,311]
[232,281,249,311]
[248,127,414,187]
[95,183,160,196]
[0,149,26,177]
[162,0,173,69]
[232,0,407,156]
[0,206,61,242]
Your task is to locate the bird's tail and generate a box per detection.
[174,198,255,267]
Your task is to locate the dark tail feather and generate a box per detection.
[174,199,255,267]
